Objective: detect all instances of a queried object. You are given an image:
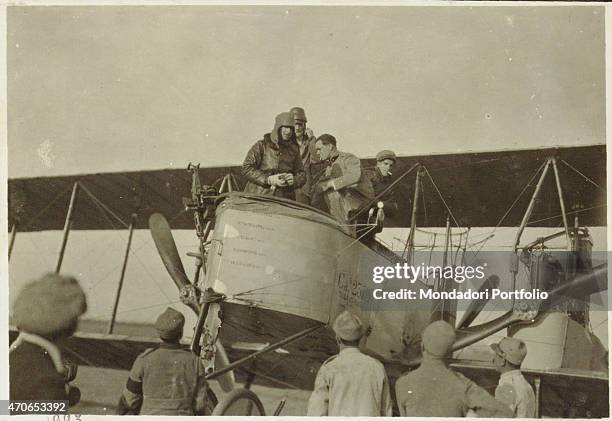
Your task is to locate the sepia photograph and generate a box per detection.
[3,2,609,418]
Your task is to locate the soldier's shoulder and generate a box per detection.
[321,354,338,367]
[252,137,267,147]
[360,352,385,367]
[454,370,487,393]
[395,371,417,389]
[339,151,358,159]
[247,137,266,149]
[136,347,157,359]
[496,383,517,397]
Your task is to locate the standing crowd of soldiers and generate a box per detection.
[308,311,535,418]
[10,275,535,417]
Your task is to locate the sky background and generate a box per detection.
[6,5,606,178]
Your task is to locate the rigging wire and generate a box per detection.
[415,227,468,236]
[114,300,184,315]
[560,159,606,193]
[130,250,177,305]
[233,275,311,297]
[18,183,75,231]
[455,161,548,253]
[231,297,328,314]
[527,204,606,226]
[422,166,461,228]
[420,176,428,227]
[78,183,129,228]
[24,232,54,269]
[334,224,379,257]
[494,160,547,229]
[73,192,175,311]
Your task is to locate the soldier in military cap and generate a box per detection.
[9,273,86,410]
[290,106,320,205]
[117,307,210,415]
[366,150,399,218]
[491,336,536,417]
[395,320,513,417]
[307,310,392,416]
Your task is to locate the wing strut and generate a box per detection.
[55,182,80,273]
[205,324,325,381]
[107,213,138,334]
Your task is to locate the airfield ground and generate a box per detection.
[71,365,311,416]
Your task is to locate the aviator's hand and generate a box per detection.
[284,173,295,186]
[305,128,315,139]
[268,174,286,187]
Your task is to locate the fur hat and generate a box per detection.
[13,273,87,337]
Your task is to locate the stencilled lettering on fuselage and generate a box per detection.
[237,221,275,232]
[336,272,362,305]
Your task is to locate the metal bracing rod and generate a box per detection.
[534,377,542,418]
[107,213,137,334]
[205,324,324,380]
[403,165,422,263]
[55,182,80,274]
[192,260,203,285]
[551,158,571,250]
[226,174,234,192]
[230,173,242,192]
[434,215,453,321]
[219,175,228,194]
[442,215,451,268]
[513,158,552,252]
[509,158,551,306]
[8,221,18,261]
[190,299,211,356]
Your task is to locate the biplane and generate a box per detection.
[7,144,608,417]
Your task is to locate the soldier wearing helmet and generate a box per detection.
[491,337,536,417]
[307,311,392,416]
[365,150,399,218]
[395,321,513,417]
[290,106,321,205]
[242,112,306,200]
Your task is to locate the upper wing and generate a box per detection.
[8,144,605,231]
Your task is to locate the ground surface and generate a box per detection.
[71,365,311,416]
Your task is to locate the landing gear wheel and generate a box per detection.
[212,388,266,416]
